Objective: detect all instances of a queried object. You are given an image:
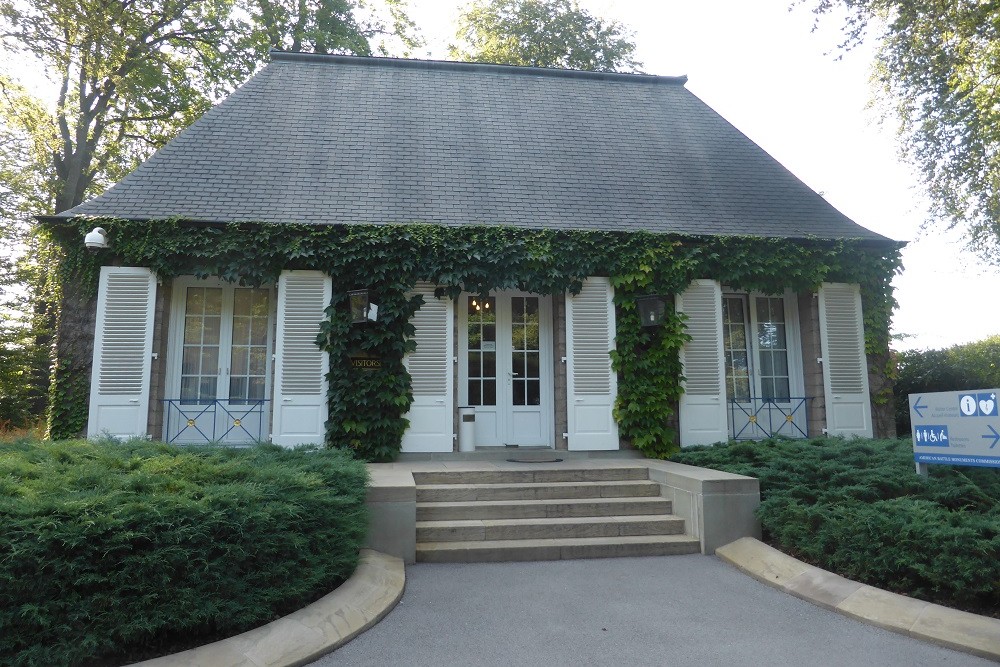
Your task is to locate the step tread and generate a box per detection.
[416,514,683,528]
[416,496,667,508]
[417,480,658,490]
[418,534,700,550]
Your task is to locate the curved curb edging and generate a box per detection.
[716,537,1000,662]
[129,549,405,667]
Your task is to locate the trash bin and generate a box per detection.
[458,407,476,452]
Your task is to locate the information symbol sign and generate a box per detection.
[960,395,978,416]
[959,392,999,417]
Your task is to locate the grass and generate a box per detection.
[672,437,1000,617]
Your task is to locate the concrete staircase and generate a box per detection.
[414,466,701,562]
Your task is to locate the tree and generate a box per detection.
[0,0,421,431]
[450,0,640,72]
[811,1,1000,263]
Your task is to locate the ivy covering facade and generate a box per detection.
[45,218,902,460]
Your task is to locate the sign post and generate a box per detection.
[908,389,1000,476]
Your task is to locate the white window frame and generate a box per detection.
[163,276,277,442]
[721,288,806,438]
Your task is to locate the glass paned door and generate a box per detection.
[460,292,552,447]
[168,281,273,444]
[724,293,801,439]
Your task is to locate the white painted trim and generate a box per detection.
[457,290,555,447]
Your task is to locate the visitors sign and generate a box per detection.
[909,389,1000,469]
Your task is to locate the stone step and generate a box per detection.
[416,496,672,521]
[416,514,687,542]
[416,534,702,563]
[415,480,662,502]
[411,466,649,486]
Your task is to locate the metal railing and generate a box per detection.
[728,396,809,440]
[163,399,270,444]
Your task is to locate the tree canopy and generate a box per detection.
[450,0,640,72]
[0,0,420,428]
[812,0,1000,262]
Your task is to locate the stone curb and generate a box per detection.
[128,549,405,667]
[716,537,1000,662]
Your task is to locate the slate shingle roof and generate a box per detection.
[58,52,892,242]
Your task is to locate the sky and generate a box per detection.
[7,0,999,350]
[408,0,1000,351]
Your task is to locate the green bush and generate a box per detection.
[0,439,369,667]
[895,335,1000,434]
[672,437,1000,615]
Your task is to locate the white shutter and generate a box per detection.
[272,271,331,447]
[401,283,454,452]
[818,282,873,437]
[677,279,728,446]
[566,277,619,450]
[87,266,157,439]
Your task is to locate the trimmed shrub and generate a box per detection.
[0,440,369,667]
[673,437,1000,616]
[895,335,1000,434]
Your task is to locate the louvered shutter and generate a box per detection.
[818,283,873,437]
[87,267,157,439]
[566,277,619,450]
[401,283,454,452]
[677,280,728,446]
[272,271,331,446]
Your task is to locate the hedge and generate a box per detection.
[895,334,1000,434]
[0,439,369,667]
[672,437,1000,616]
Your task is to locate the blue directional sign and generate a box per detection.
[909,389,1000,469]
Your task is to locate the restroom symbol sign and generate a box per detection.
[960,393,998,417]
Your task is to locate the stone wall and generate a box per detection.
[797,291,827,437]
[49,280,98,439]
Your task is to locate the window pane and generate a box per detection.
[184,317,203,344]
[229,376,248,401]
[232,317,251,345]
[512,351,526,377]
[199,377,217,401]
[759,351,773,377]
[180,377,198,402]
[203,316,221,344]
[249,348,267,376]
[252,290,270,316]
[527,379,540,406]
[483,323,496,342]
[250,318,268,346]
[482,351,496,378]
[204,288,223,314]
[182,347,199,375]
[231,346,248,375]
[248,377,265,401]
[469,351,481,378]
[234,289,252,317]
[512,325,525,350]
[201,346,219,375]
[186,288,205,312]
[468,380,481,406]
[482,380,496,406]
[513,379,526,406]
[773,378,790,401]
[526,352,540,379]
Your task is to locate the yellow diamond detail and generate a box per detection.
[786,415,794,422]
[748,415,757,424]
[186,419,195,427]
[233,419,241,427]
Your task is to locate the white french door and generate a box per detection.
[458,291,554,447]
[165,278,275,444]
[722,292,805,439]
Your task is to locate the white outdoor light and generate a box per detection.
[84,227,108,251]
